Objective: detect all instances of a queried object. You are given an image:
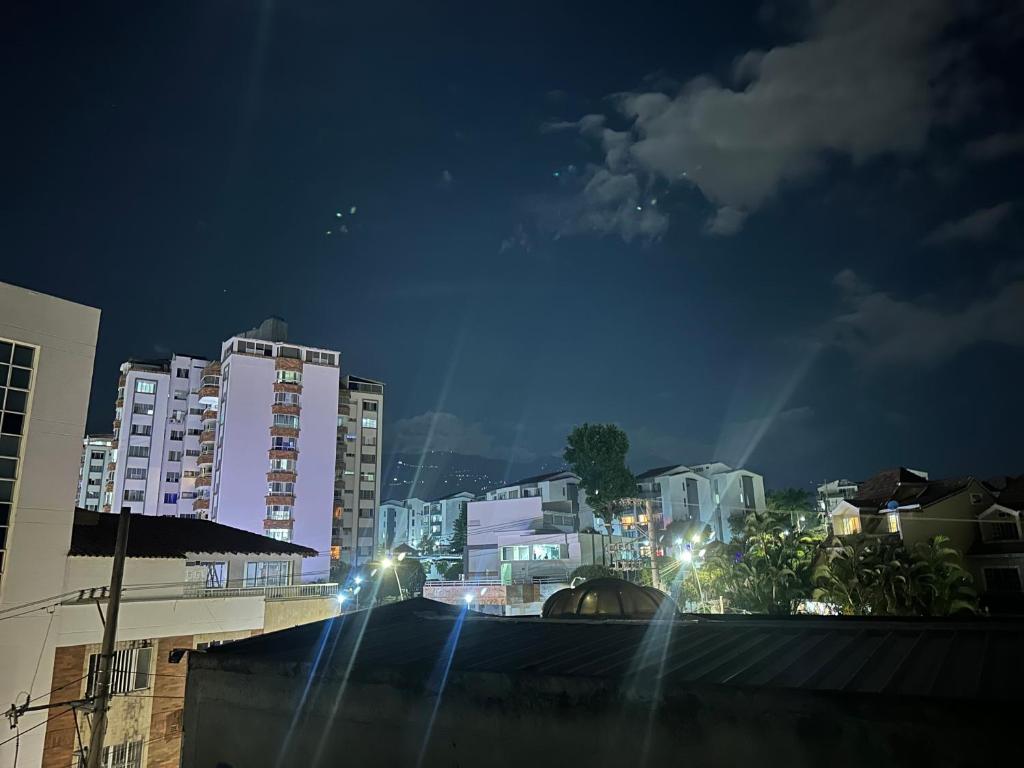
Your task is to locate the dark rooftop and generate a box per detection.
[497,469,575,488]
[636,464,685,480]
[994,476,1024,511]
[70,508,318,559]
[846,468,985,512]
[198,597,1024,702]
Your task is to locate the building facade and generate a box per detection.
[636,462,767,542]
[969,476,1024,613]
[103,355,211,518]
[0,281,101,768]
[817,479,860,514]
[37,509,338,768]
[212,334,341,580]
[333,375,384,570]
[76,434,114,511]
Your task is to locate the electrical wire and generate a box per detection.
[0,707,70,749]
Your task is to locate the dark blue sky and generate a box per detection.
[4,1,1023,488]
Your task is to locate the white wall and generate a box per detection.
[0,282,100,768]
[466,498,542,576]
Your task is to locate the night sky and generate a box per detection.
[4,1,1023,489]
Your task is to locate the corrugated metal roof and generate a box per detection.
[202,598,1024,701]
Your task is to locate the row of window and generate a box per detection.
[500,544,567,562]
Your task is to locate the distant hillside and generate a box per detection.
[379,451,565,502]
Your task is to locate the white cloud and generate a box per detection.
[828,264,1024,366]
[965,131,1024,162]
[390,411,497,456]
[438,169,454,188]
[923,202,1014,246]
[552,0,967,238]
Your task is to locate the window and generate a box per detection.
[984,567,1023,594]
[501,546,531,561]
[274,392,299,406]
[271,437,297,452]
[267,505,293,520]
[173,390,187,400]
[126,467,147,480]
[237,340,274,357]
[360,471,375,483]
[270,458,296,472]
[169,430,184,441]
[86,645,152,697]
[185,449,200,457]
[268,481,295,495]
[273,414,299,429]
[359,490,375,500]
[189,407,203,415]
[833,515,861,536]
[123,490,145,502]
[360,453,376,465]
[970,493,984,505]
[100,739,143,768]
[129,424,152,436]
[361,417,377,429]
[176,367,189,378]
[245,560,292,586]
[166,471,180,483]
[126,445,149,458]
[186,560,227,588]
[167,450,182,462]
[275,370,302,384]
[187,428,201,436]
[362,401,378,412]
[169,409,184,423]
[131,403,154,415]
[163,492,179,504]
[134,379,156,394]
[305,350,336,365]
[532,544,563,561]
[886,512,900,534]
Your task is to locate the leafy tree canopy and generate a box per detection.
[563,423,636,520]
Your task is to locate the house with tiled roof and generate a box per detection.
[829,467,994,554]
[969,475,1024,613]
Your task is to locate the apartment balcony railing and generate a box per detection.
[188,582,339,600]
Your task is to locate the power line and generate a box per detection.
[0,707,70,749]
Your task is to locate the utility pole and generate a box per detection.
[85,506,131,768]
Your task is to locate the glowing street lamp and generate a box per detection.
[463,593,474,605]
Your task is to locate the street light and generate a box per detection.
[335,593,348,606]
[463,593,474,605]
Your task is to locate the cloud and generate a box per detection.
[438,169,454,188]
[923,202,1014,246]
[828,264,1024,366]
[499,223,533,253]
[390,411,498,457]
[965,131,1024,162]
[551,0,968,238]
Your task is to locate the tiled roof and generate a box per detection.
[995,476,1024,512]
[69,508,318,559]
[636,464,686,480]
[846,468,978,513]
[200,597,1024,701]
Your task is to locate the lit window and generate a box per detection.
[531,544,562,561]
[361,417,377,429]
[135,379,156,394]
[886,512,900,534]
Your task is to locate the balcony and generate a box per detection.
[192,582,338,600]
[272,403,301,416]
[197,449,215,464]
[270,426,299,439]
[266,493,296,506]
[193,498,210,511]
[202,408,218,421]
[195,474,212,487]
[263,517,294,529]
[273,381,302,395]
[200,429,216,443]
[269,448,299,461]
[197,384,220,404]
[267,470,297,483]
[106,462,117,472]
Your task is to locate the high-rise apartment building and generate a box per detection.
[75,434,114,511]
[0,281,100,767]
[103,355,211,517]
[333,375,384,570]
[212,333,341,580]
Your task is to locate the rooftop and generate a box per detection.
[493,469,576,489]
[845,468,982,512]
[70,508,318,559]
[198,597,1024,701]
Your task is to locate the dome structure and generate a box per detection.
[541,578,677,620]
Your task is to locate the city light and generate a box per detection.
[692,533,701,543]
[335,593,347,606]
[463,594,474,604]
[674,537,683,545]
[681,550,693,563]
[381,557,393,569]
[354,576,363,585]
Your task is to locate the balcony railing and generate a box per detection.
[188,582,339,600]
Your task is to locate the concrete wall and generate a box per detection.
[263,596,339,634]
[0,282,99,768]
[466,497,542,576]
[181,660,1005,768]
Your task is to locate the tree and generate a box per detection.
[443,561,463,580]
[450,504,467,554]
[812,534,977,616]
[766,487,817,529]
[563,423,636,521]
[704,508,825,614]
[377,559,427,601]
[416,532,435,554]
[569,564,615,582]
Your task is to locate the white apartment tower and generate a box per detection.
[333,375,384,569]
[103,355,211,517]
[76,434,114,511]
[211,332,341,580]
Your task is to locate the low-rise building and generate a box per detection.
[76,434,115,512]
[378,497,426,551]
[968,475,1024,613]
[829,467,993,554]
[816,478,860,514]
[38,509,338,768]
[635,462,766,542]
